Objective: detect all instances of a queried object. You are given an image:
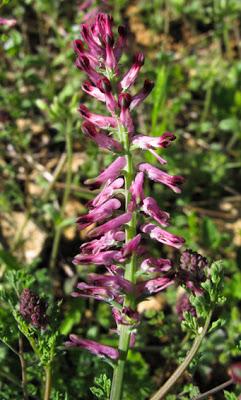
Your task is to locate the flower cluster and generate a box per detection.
[19,288,48,329]
[178,249,208,295]
[67,13,185,360]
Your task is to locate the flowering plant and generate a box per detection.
[67,12,192,399]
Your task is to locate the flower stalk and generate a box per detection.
[150,310,212,400]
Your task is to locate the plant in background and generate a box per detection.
[66,12,187,399]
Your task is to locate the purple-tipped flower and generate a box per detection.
[130,79,154,110]
[120,53,145,90]
[141,223,185,249]
[76,198,121,230]
[140,257,172,273]
[85,156,126,186]
[19,288,48,329]
[139,163,184,193]
[79,105,117,129]
[66,335,119,360]
[82,121,122,152]
[70,12,185,367]
[89,212,132,238]
[141,197,170,227]
[89,177,124,207]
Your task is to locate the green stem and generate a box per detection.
[43,364,52,400]
[49,119,73,271]
[110,124,136,400]
[150,311,212,400]
[193,378,233,400]
[19,335,29,400]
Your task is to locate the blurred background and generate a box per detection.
[1,0,241,399]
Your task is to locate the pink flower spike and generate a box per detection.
[85,156,126,187]
[139,163,184,193]
[65,335,119,360]
[0,17,17,27]
[76,198,121,230]
[89,212,132,238]
[122,234,142,257]
[82,81,106,102]
[140,257,172,273]
[79,105,117,129]
[141,223,185,249]
[130,80,154,110]
[82,122,122,152]
[89,177,124,207]
[120,53,145,90]
[141,197,170,226]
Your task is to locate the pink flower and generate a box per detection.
[122,234,142,257]
[120,53,145,90]
[112,307,140,326]
[139,163,184,193]
[141,223,185,249]
[79,105,117,129]
[97,77,117,113]
[137,276,173,295]
[73,250,122,266]
[130,80,154,110]
[132,132,176,150]
[82,81,106,101]
[65,335,119,359]
[82,121,122,152]
[76,56,100,84]
[118,93,134,134]
[85,156,126,186]
[114,25,127,61]
[132,133,176,164]
[141,197,170,226]
[0,17,17,27]
[76,198,121,230]
[140,258,172,273]
[89,212,132,238]
[80,230,125,254]
[129,172,145,209]
[89,177,124,207]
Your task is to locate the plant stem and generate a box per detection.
[193,378,233,400]
[150,311,212,400]
[110,124,136,400]
[49,119,73,271]
[43,364,52,400]
[19,335,29,400]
